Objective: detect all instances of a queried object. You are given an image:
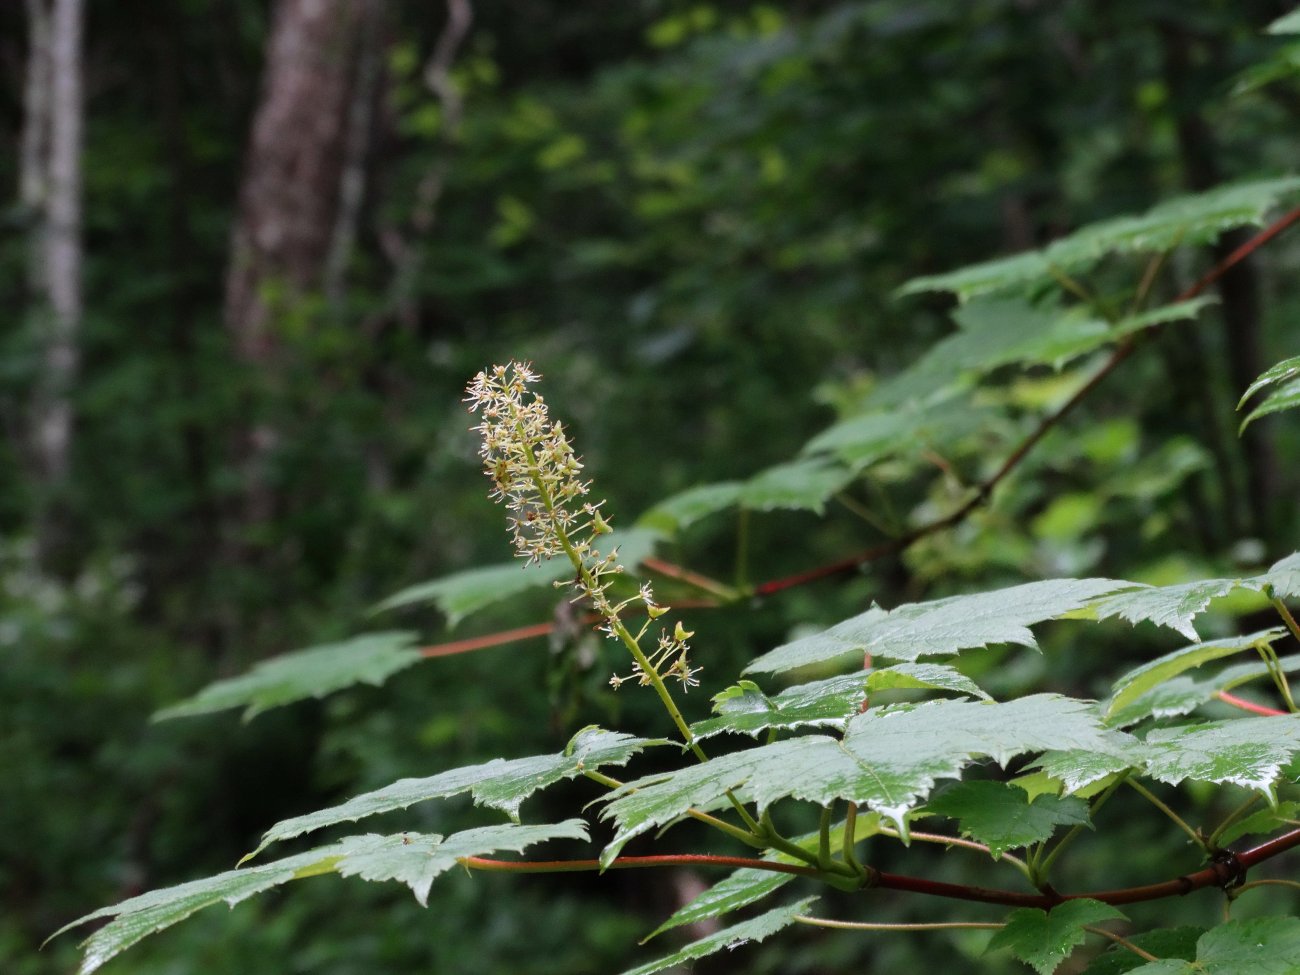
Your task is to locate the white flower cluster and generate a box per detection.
[466,361,699,690]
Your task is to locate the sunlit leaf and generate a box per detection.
[252,727,655,856]
[55,822,585,974]
[154,632,423,723]
[1142,716,1300,794]
[867,662,992,701]
[600,695,1122,862]
[746,578,1134,675]
[690,675,868,741]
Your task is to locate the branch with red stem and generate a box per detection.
[460,827,1300,911]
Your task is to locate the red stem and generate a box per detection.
[1216,690,1287,717]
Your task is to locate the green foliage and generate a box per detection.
[1123,917,1300,974]
[617,898,817,975]
[924,782,1091,859]
[987,900,1126,974]
[1239,355,1300,430]
[153,632,424,722]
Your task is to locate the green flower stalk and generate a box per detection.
[465,362,700,695]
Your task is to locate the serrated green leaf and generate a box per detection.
[746,578,1134,675]
[373,528,660,623]
[1269,10,1300,35]
[331,820,587,905]
[53,845,347,974]
[924,781,1090,858]
[987,899,1126,975]
[1082,579,1242,642]
[153,632,423,722]
[600,695,1120,862]
[1142,716,1300,794]
[57,822,585,973]
[867,662,992,700]
[618,898,816,975]
[1265,552,1300,598]
[690,675,868,741]
[900,178,1300,300]
[635,481,744,534]
[1125,917,1300,974]
[1241,376,1300,430]
[1106,629,1286,720]
[1081,926,1202,975]
[1216,800,1300,845]
[1031,733,1145,793]
[252,727,654,856]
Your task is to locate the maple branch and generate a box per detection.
[868,827,1300,909]
[753,204,1300,597]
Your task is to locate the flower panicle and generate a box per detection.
[466,361,700,691]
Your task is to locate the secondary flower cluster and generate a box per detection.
[466,361,699,690]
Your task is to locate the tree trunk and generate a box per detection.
[223,0,371,530]
[22,0,84,565]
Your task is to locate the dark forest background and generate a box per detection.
[4,2,1300,972]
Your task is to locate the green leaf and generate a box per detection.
[738,457,857,514]
[153,632,423,722]
[618,898,817,975]
[1265,552,1300,598]
[866,662,992,701]
[987,899,1126,975]
[1269,10,1300,35]
[252,727,655,856]
[600,695,1120,861]
[923,781,1090,858]
[1105,629,1286,721]
[331,820,587,905]
[745,578,1134,675]
[373,528,661,623]
[1081,579,1242,642]
[899,177,1300,300]
[373,560,571,622]
[635,481,743,534]
[53,845,347,975]
[1241,376,1300,430]
[690,675,868,741]
[1125,917,1300,974]
[1142,716,1300,794]
[56,823,585,974]
[1216,800,1300,845]
[1081,927,1202,974]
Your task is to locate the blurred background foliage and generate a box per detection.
[3,0,1300,972]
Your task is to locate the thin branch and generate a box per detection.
[1125,780,1206,850]
[641,557,736,601]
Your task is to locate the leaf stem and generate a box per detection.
[842,803,865,877]
[581,769,766,850]
[1035,772,1127,882]
[818,805,834,870]
[794,915,1003,932]
[1206,794,1263,850]
[876,825,1032,883]
[1125,779,1206,851]
[1083,926,1160,963]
